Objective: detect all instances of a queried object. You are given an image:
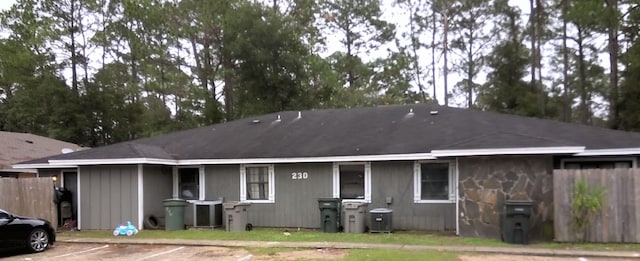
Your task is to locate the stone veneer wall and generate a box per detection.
[458,156,554,240]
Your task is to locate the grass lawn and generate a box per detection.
[58,227,640,252]
[59,228,507,246]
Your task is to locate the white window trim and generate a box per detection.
[332,162,371,203]
[414,160,457,203]
[173,165,205,202]
[240,164,275,203]
[560,157,638,169]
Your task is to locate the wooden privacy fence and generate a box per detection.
[554,169,640,242]
[0,177,57,229]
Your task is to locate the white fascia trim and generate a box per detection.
[431,146,585,157]
[48,158,177,166]
[27,153,437,167]
[574,148,640,156]
[181,153,436,165]
[12,164,77,169]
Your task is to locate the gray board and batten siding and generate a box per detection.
[204,162,455,231]
[79,165,139,230]
[371,161,455,231]
[143,165,173,226]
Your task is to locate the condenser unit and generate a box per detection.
[192,200,223,228]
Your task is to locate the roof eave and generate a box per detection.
[574,148,640,156]
[431,146,586,157]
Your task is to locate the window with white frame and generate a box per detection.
[333,162,371,202]
[414,161,456,203]
[240,164,275,203]
[179,168,200,200]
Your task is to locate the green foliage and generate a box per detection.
[570,179,605,242]
[0,0,639,146]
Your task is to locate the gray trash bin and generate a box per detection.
[370,208,392,233]
[343,201,368,233]
[223,202,251,231]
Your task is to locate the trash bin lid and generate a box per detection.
[223,201,251,209]
[342,200,368,209]
[317,198,341,202]
[505,200,533,206]
[370,208,392,213]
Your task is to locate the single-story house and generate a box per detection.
[13,104,640,239]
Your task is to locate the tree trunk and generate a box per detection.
[562,0,571,122]
[346,19,354,89]
[223,54,235,120]
[536,0,544,116]
[606,0,619,128]
[432,9,437,104]
[70,0,79,96]
[409,0,426,102]
[443,11,449,107]
[529,0,536,94]
[467,39,473,108]
[577,26,589,125]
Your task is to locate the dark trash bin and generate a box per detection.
[163,198,187,231]
[502,200,532,244]
[318,198,340,233]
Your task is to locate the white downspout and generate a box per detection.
[455,158,460,236]
[137,164,144,230]
[76,168,81,230]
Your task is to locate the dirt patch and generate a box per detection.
[254,248,348,260]
[459,254,631,261]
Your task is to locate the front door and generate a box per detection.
[62,171,78,223]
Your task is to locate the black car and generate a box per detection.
[0,209,56,252]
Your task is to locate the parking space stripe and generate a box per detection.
[51,244,110,258]
[136,246,185,261]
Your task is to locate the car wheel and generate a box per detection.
[113,230,120,236]
[126,230,134,236]
[27,228,49,252]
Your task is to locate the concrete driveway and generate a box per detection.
[0,242,635,260]
[0,243,347,261]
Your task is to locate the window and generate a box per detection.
[564,160,633,169]
[333,162,371,202]
[179,168,199,200]
[240,164,275,203]
[414,161,456,203]
[0,211,8,219]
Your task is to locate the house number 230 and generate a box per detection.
[291,172,308,179]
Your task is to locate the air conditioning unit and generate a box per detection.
[193,200,223,228]
[369,208,393,233]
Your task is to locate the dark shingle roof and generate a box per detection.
[0,131,84,168]
[19,104,640,164]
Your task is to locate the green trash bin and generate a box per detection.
[502,200,532,244]
[318,198,340,233]
[163,198,187,231]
